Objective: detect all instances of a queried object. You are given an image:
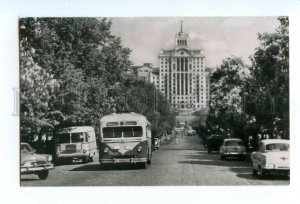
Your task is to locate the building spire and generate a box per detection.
[180,20,183,33]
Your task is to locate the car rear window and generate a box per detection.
[225,140,243,146]
[266,143,289,151]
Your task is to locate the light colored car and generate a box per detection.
[187,129,195,136]
[219,138,246,160]
[21,142,54,180]
[251,139,289,178]
[154,138,160,149]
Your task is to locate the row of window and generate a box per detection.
[171,104,205,109]
[160,58,203,62]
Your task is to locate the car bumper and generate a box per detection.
[56,153,88,159]
[263,167,290,172]
[99,158,147,164]
[21,164,54,174]
[223,152,246,156]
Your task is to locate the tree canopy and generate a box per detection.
[192,17,289,149]
[20,17,175,141]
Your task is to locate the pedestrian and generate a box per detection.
[175,135,179,144]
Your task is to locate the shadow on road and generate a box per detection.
[163,148,203,151]
[20,177,39,181]
[70,164,145,171]
[178,159,248,168]
[235,172,290,181]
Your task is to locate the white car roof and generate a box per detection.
[260,139,289,145]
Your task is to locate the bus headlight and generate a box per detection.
[104,148,109,153]
[137,146,142,152]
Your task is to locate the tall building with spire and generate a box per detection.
[158,21,208,111]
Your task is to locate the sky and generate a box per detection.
[110,17,280,68]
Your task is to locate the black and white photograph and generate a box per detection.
[19,16,290,186]
[1,1,300,204]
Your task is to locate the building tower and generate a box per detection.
[158,21,207,111]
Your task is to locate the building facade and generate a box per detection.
[158,24,208,110]
[135,63,159,88]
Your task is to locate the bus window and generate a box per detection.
[103,127,122,138]
[56,133,70,144]
[103,126,143,138]
[130,126,143,137]
[122,126,143,137]
[71,132,87,143]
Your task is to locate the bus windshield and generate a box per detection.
[103,126,143,138]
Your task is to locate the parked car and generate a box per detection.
[21,142,54,180]
[251,139,290,178]
[219,138,246,160]
[187,129,195,136]
[207,135,226,153]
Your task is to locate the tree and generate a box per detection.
[20,36,61,140]
[19,18,133,140]
[248,16,289,139]
[206,57,249,139]
[20,17,175,142]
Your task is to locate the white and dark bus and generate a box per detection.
[99,112,152,169]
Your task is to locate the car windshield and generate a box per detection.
[225,140,243,146]
[21,143,34,153]
[266,143,289,151]
[103,126,143,138]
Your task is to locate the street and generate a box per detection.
[21,135,289,186]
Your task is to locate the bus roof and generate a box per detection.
[56,126,94,133]
[100,112,148,123]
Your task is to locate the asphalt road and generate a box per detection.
[21,135,289,186]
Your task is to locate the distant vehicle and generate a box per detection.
[251,139,289,178]
[175,127,184,132]
[154,138,160,150]
[21,142,54,180]
[219,138,246,160]
[99,112,152,169]
[187,129,196,136]
[54,126,97,164]
[207,135,227,153]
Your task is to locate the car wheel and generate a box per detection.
[89,156,93,163]
[259,167,267,178]
[82,157,88,164]
[251,163,258,176]
[37,170,49,180]
[220,154,225,160]
[240,156,246,161]
[147,151,152,165]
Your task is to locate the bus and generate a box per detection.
[54,126,97,164]
[99,112,152,169]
